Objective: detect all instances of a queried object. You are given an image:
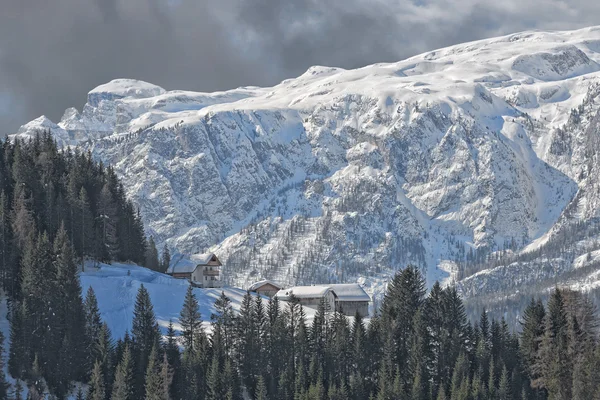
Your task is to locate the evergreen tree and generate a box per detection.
[13,379,23,400]
[0,331,9,400]
[256,375,268,400]
[112,345,135,400]
[76,187,94,265]
[145,236,160,271]
[53,223,86,381]
[87,361,106,400]
[498,365,511,400]
[84,287,103,375]
[535,288,571,399]
[164,320,181,400]
[180,285,202,350]
[161,244,171,273]
[131,284,160,398]
[8,299,29,380]
[144,344,172,400]
[97,183,119,261]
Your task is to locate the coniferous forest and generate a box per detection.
[1,133,600,400]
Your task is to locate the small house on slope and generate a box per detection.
[167,253,223,288]
[274,283,371,317]
[248,280,282,298]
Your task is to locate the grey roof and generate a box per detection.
[274,283,370,302]
[274,285,336,300]
[326,284,371,302]
[248,280,282,291]
[166,252,219,274]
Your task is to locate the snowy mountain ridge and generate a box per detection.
[12,26,600,302]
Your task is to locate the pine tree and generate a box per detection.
[535,288,571,399]
[97,183,118,261]
[380,265,426,387]
[145,236,160,271]
[0,190,13,294]
[498,365,511,400]
[0,331,10,399]
[76,187,94,265]
[28,354,46,400]
[256,375,268,400]
[87,361,106,400]
[164,320,181,400]
[161,244,171,273]
[180,285,202,350]
[112,345,134,400]
[8,300,28,379]
[13,379,23,400]
[53,223,86,381]
[131,284,160,398]
[212,291,236,352]
[84,287,103,375]
[144,344,172,400]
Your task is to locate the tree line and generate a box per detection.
[0,132,171,297]
[4,263,600,399]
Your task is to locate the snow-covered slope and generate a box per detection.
[13,26,600,300]
[79,262,328,339]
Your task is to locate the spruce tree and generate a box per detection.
[84,287,103,375]
[161,244,171,273]
[112,345,135,400]
[87,361,106,400]
[131,284,160,398]
[256,375,268,400]
[145,236,160,271]
[535,288,571,399]
[164,320,181,400]
[13,379,23,400]
[144,344,172,400]
[180,285,202,350]
[0,331,9,399]
[53,223,86,380]
[8,300,28,379]
[498,365,511,400]
[97,183,118,261]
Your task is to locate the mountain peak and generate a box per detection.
[87,79,166,107]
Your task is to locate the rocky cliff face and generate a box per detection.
[13,27,600,300]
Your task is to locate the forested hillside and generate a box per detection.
[4,261,599,400]
[0,132,162,397]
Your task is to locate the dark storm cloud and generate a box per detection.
[1,0,600,136]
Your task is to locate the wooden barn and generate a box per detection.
[274,283,370,317]
[248,280,282,298]
[274,286,338,312]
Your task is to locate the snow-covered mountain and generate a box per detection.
[13,26,600,303]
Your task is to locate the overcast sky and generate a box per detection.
[1,0,600,136]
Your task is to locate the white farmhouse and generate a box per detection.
[166,253,223,288]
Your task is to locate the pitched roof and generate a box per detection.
[325,284,371,302]
[166,252,220,274]
[248,280,282,291]
[191,252,220,265]
[274,285,336,300]
[166,261,196,274]
[274,283,371,302]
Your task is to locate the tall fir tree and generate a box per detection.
[112,345,135,400]
[180,285,202,351]
[87,361,106,400]
[131,284,161,398]
[145,236,160,271]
